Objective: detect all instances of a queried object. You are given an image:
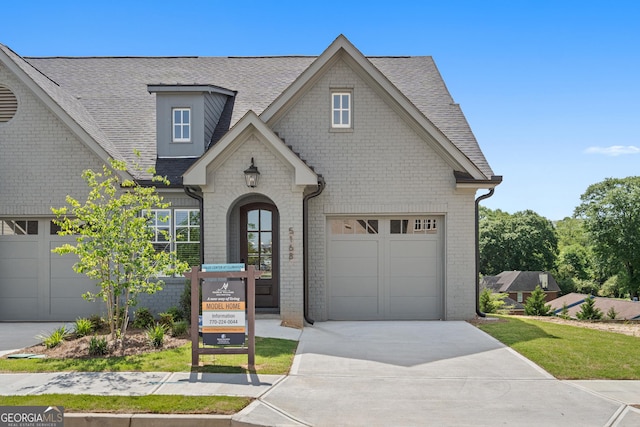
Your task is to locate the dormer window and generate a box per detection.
[173,108,191,142]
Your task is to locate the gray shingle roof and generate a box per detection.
[5,46,494,180]
[482,271,561,293]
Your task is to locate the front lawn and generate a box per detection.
[475,315,640,379]
[0,394,250,414]
[0,337,297,374]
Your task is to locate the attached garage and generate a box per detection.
[0,219,101,321]
[328,217,443,320]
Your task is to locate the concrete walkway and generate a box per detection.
[1,320,640,426]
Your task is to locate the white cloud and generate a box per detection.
[584,145,640,156]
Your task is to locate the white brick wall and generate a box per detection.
[272,58,479,320]
[200,134,306,327]
[0,64,105,216]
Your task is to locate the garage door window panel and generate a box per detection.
[1,220,38,235]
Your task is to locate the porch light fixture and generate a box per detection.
[244,157,260,188]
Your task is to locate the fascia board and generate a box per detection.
[0,47,133,182]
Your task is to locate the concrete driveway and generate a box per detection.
[237,321,640,426]
[0,322,69,356]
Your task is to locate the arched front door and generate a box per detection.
[240,203,279,309]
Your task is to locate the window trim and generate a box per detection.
[172,107,191,143]
[331,92,352,129]
[144,208,201,268]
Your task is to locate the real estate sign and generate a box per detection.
[201,278,246,345]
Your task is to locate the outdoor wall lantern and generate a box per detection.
[244,157,260,188]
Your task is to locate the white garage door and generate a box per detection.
[328,217,443,320]
[0,219,101,321]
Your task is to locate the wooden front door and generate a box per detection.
[240,203,279,308]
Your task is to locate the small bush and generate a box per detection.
[607,306,618,320]
[166,306,184,322]
[524,285,552,316]
[479,288,510,314]
[158,312,174,328]
[179,280,202,323]
[40,326,69,349]
[133,307,155,329]
[171,320,189,337]
[576,297,603,320]
[88,335,108,356]
[74,317,94,337]
[89,314,106,331]
[557,302,571,319]
[146,323,167,348]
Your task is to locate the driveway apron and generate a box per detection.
[256,321,631,427]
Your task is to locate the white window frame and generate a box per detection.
[172,107,191,142]
[174,209,200,265]
[331,92,351,128]
[144,209,201,267]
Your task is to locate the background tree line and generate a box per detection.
[480,176,640,300]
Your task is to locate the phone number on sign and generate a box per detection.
[207,318,242,325]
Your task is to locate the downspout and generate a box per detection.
[475,188,495,318]
[184,186,204,266]
[303,177,326,325]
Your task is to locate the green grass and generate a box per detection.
[0,337,297,374]
[0,394,250,414]
[476,316,640,380]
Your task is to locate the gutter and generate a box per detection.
[184,186,204,266]
[302,177,326,325]
[475,188,495,318]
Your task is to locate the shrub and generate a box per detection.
[479,288,510,314]
[158,312,174,328]
[171,320,189,337]
[558,302,570,319]
[74,317,94,337]
[524,285,552,316]
[88,335,108,356]
[40,326,70,349]
[166,306,184,322]
[179,280,202,323]
[576,297,603,320]
[89,314,106,331]
[146,323,167,348]
[607,306,618,320]
[133,307,155,329]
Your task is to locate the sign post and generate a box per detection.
[185,264,261,370]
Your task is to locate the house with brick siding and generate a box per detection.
[0,35,500,325]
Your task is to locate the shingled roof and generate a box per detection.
[482,271,561,293]
[1,38,495,182]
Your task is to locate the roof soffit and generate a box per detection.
[260,35,488,180]
[182,110,317,187]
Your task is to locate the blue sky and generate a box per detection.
[3,0,639,220]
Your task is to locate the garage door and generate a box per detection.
[328,217,443,320]
[0,219,101,321]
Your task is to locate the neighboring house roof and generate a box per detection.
[549,293,640,320]
[0,35,496,183]
[482,271,561,293]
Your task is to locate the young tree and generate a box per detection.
[576,297,603,320]
[524,285,552,316]
[479,288,510,314]
[52,155,188,345]
[575,177,640,298]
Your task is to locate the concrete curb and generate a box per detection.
[63,413,234,427]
